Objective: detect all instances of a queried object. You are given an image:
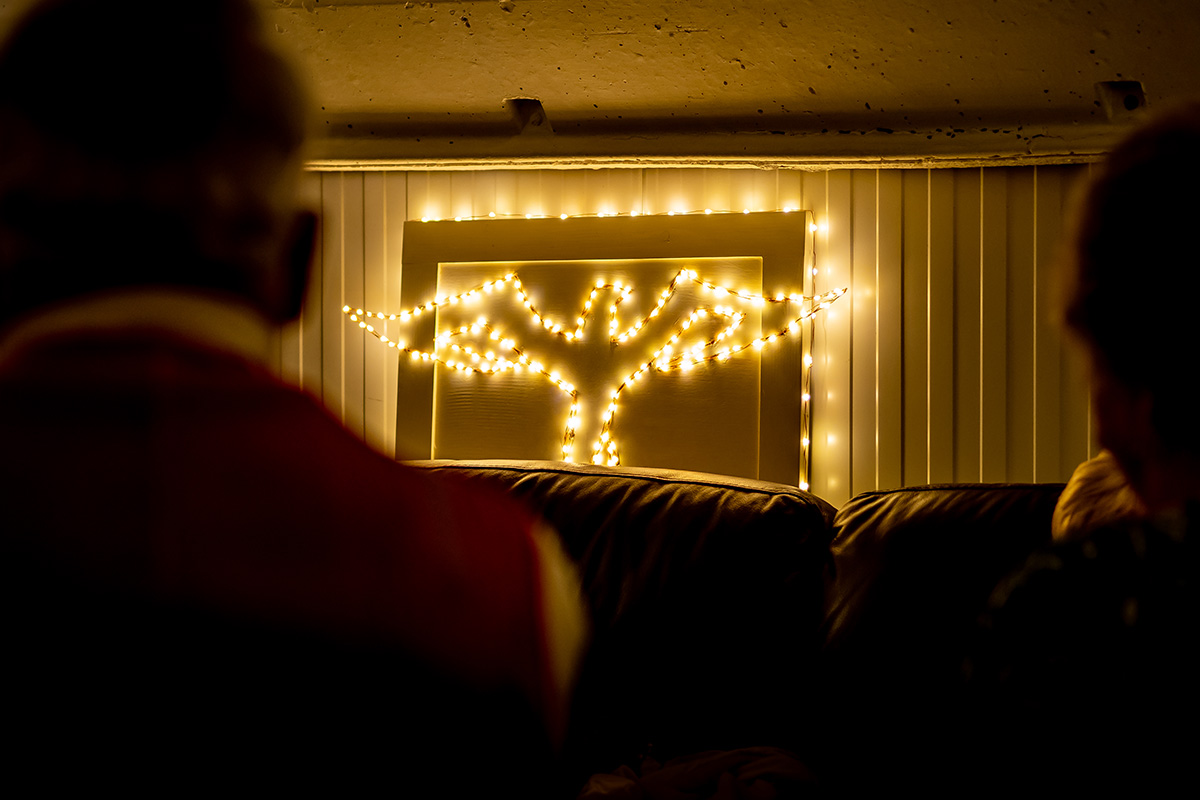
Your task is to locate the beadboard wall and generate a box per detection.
[275,164,1095,508]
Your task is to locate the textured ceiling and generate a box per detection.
[4,0,1197,166]
[259,0,1200,166]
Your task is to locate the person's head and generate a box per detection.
[1062,101,1200,510]
[0,0,314,325]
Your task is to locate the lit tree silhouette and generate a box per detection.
[344,270,844,465]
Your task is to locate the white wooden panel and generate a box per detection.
[362,173,390,453]
[876,170,904,491]
[953,168,983,482]
[319,172,344,417]
[341,173,366,440]
[449,172,477,220]
[471,172,498,218]
[927,169,956,484]
[1033,164,1090,480]
[406,172,438,222]
[642,169,690,215]
[384,172,407,457]
[748,169,782,213]
[513,171,546,218]
[788,172,813,218]
[1055,164,1096,465]
[980,169,1008,483]
[540,171,570,218]
[493,171,518,218]
[300,187,325,398]
[701,169,735,214]
[850,170,878,495]
[811,171,853,505]
[424,172,457,221]
[1005,167,1038,483]
[902,169,930,485]
[558,171,587,219]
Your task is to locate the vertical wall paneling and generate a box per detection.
[426,172,457,221]
[1033,164,1090,479]
[850,170,879,495]
[812,171,854,505]
[307,163,1095,505]
[677,169,710,214]
[749,169,781,213]
[927,170,957,483]
[513,171,544,218]
[299,180,325,398]
[471,171,498,218]
[449,171,476,220]
[979,169,1009,483]
[1005,167,1038,483]
[901,169,931,485]
[319,173,345,419]
[876,170,904,491]
[362,173,391,454]
[780,171,806,214]
[384,173,408,457]
[493,170,518,218]
[278,173,321,389]
[952,169,983,482]
[703,168,735,215]
[340,173,366,441]
[406,172,432,222]
[1062,164,1096,465]
[540,170,569,218]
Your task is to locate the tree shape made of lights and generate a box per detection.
[345,267,845,467]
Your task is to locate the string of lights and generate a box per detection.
[343,265,844,473]
[419,206,812,223]
[344,205,839,488]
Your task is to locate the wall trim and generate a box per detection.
[306,151,1104,172]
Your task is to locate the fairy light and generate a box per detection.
[415,205,810,223]
[354,206,839,486]
[345,268,844,469]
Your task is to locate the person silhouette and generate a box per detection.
[0,0,585,792]
[962,102,1200,792]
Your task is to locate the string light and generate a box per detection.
[349,206,840,487]
[345,266,844,468]
[412,205,805,223]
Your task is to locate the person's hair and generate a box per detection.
[1063,100,1200,455]
[0,0,308,321]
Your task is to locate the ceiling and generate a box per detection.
[5,0,1198,168]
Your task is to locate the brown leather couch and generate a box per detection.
[411,459,1066,791]
[410,459,838,783]
[818,481,1064,792]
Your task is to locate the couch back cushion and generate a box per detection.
[409,459,836,771]
[816,482,1064,783]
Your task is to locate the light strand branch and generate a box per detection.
[343,269,845,465]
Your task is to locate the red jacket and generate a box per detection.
[0,291,583,791]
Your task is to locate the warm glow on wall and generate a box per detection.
[345,261,844,471]
[371,207,836,488]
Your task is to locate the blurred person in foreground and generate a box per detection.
[960,103,1200,792]
[0,0,585,792]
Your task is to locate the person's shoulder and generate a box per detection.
[994,514,1189,609]
[964,513,1199,785]
[973,513,1196,700]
